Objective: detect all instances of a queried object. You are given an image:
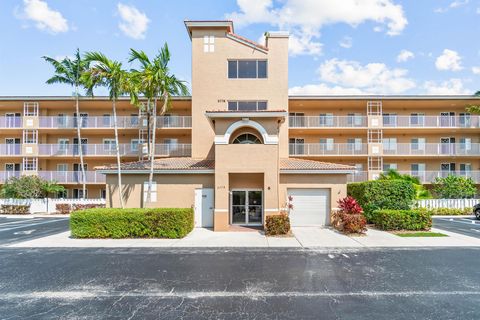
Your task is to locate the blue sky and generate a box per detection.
[0,0,479,96]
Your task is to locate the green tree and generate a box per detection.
[43,49,89,199]
[128,44,189,205]
[83,52,128,208]
[0,176,65,199]
[378,169,431,199]
[433,175,477,199]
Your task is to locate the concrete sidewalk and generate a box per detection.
[7,226,480,248]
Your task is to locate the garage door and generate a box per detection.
[287,189,330,226]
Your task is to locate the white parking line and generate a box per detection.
[438,218,480,227]
[0,219,67,233]
[0,219,44,227]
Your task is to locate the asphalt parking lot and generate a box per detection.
[0,216,69,245]
[433,216,480,239]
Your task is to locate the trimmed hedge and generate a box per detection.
[1,204,30,214]
[348,180,416,222]
[265,214,290,236]
[421,207,471,216]
[372,209,432,231]
[70,208,194,239]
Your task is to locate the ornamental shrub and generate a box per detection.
[1,204,30,214]
[348,180,416,222]
[433,175,477,199]
[340,213,367,234]
[337,196,363,214]
[421,207,471,216]
[56,203,105,214]
[70,208,194,239]
[333,196,367,234]
[371,209,431,231]
[265,214,291,236]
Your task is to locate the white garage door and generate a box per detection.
[287,189,330,226]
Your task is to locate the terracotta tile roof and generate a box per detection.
[96,158,214,171]
[227,32,268,51]
[280,158,355,171]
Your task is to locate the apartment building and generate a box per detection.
[1,20,479,230]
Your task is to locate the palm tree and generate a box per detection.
[83,52,127,208]
[43,49,89,199]
[128,44,189,205]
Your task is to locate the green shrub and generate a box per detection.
[70,208,194,239]
[265,214,290,236]
[348,180,416,222]
[372,209,432,231]
[421,207,471,216]
[1,204,30,214]
[56,203,105,214]
[433,175,477,199]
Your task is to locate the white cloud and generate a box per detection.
[397,50,414,62]
[289,58,415,95]
[339,36,353,49]
[226,0,407,55]
[435,49,463,71]
[476,7,480,14]
[423,79,470,95]
[435,0,469,13]
[18,0,69,34]
[117,3,149,40]
[472,67,480,75]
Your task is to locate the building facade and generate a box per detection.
[0,20,479,230]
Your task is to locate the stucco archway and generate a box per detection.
[214,119,279,145]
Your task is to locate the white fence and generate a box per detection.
[415,199,479,210]
[0,198,106,214]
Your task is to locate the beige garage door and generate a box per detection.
[287,189,330,226]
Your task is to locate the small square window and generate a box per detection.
[228,101,238,111]
[228,61,238,78]
[257,61,267,78]
[257,101,267,110]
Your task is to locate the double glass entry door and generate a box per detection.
[231,190,263,225]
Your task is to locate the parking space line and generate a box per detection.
[0,219,44,227]
[0,219,68,233]
[437,218,480,227]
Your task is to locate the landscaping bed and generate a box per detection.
[70,208,194,239]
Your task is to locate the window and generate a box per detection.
[410,113,425,126]
[23,130,38,144]
[319,114,334,126]
[383,138,397,151]
[102,114,111,127]
[130,114,139,126]
[57,114,67,127]
[460,163,472,173]
[459,113,471,127]
[411,163,426,172]
[57,164,68,171]
[289,112,305,127]
[23,102,38,116]
[459,137,472,151]
[56,190,68,199]
[232,133,262,144]
[204,35,215,53]
[347,113,363,126]
[383,163,398,171]
[100,189,106,199]
[347,138,363,151]
[228,60,267,79]
[228,101,267,111]
[383,113,397,126]
[131,139,144,152]
[319,138,334,151]
[103,139,116,152]
[411,138,425,151]
[441,163,456,173]
[22,158,37,171]
[58,139,69,151]
[289,138,305,155]
[143,181,157,202]
[73,189,87,199]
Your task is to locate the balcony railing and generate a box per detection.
[0,144,21,155]
[38,171,106,184]
[398,171,480,183]
[0,116,22,128]
[289,143,368,156]
[38,116,192,129]
[383,143,480,156]
[36,143,192,157]
[347,171,368,183]
[289,116,367,128]
[0,171,21,183]
[383,115,480,128]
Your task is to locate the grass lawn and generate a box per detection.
[396,232,448,238]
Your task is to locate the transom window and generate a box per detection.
[228,60,267,79]
[232,133,262,144]
[228,101,267,111]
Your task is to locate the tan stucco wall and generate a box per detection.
[106,173,214,209]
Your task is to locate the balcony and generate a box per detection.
[36,143,192,157]
[0,144,21,156]
[38,171,106,184]
[382,115,480,128]
[0,171,21,183]
[347,171,368,183]
[38,116,192,129]
[0,116,22,128]
[289,143,368,156]
[398,171,480,184]
[289,116,367,128]
[383,143,480,156]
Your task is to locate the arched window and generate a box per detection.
[232,133,262,144]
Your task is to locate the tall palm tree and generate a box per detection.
[83,52,127,208]
[43,49,89,199]
[128,44,189,205]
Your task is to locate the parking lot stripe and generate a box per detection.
[0,219,68,233]
[438,218,480,227]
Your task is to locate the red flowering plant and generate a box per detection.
[333,196,367,234]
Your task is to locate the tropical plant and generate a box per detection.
[43,49,89,198]
[378,169,432,199]
[0,175,65,199]
[83,52,128,208]
[128,44,189,205]
[433,175,477,199]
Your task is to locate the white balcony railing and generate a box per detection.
[0,116,22,128]
[0,144,21,155]
[289,116,367,128]
[383,115,480,128]
[37,171,106,184]
[289,143,368,156]
[347,171,368,183]
[35,143,191,157]
[398,171,480,184]
[0,171,21,183]
[38,116,192,129]
[383,143,480,156]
